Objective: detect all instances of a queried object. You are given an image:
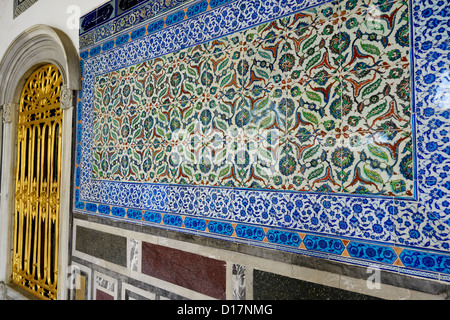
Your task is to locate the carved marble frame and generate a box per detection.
[0,24,80,300]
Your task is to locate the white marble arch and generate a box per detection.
[0,24,80,300]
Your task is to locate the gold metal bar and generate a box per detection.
[13,126,25,276]
[24,124,35,279]
[46,122,54,286]
[34,124,42,284]
[53,121,61,289]
[37,123,47,284]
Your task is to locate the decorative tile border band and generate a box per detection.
[80,0,210,50]
[76,201,450,280]
[79,0,329,51]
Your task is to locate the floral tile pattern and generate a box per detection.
[90,0,415,199]
[76,0,450,282]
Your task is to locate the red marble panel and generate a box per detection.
[96,289,114,300]
[141,242,226,299]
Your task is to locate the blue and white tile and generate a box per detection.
[418,177,450,223]
[415,87,450,122]
[412,41,450,96]
[411,0,450,46]
[333,195,396,243]
[416,112,450,182]
[392,199,450,252]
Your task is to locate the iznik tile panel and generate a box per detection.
[76,0,450,283]
[91,0,414,197]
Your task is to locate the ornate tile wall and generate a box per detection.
[76,0,450,282]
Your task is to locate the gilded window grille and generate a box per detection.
[12,64,62,300]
